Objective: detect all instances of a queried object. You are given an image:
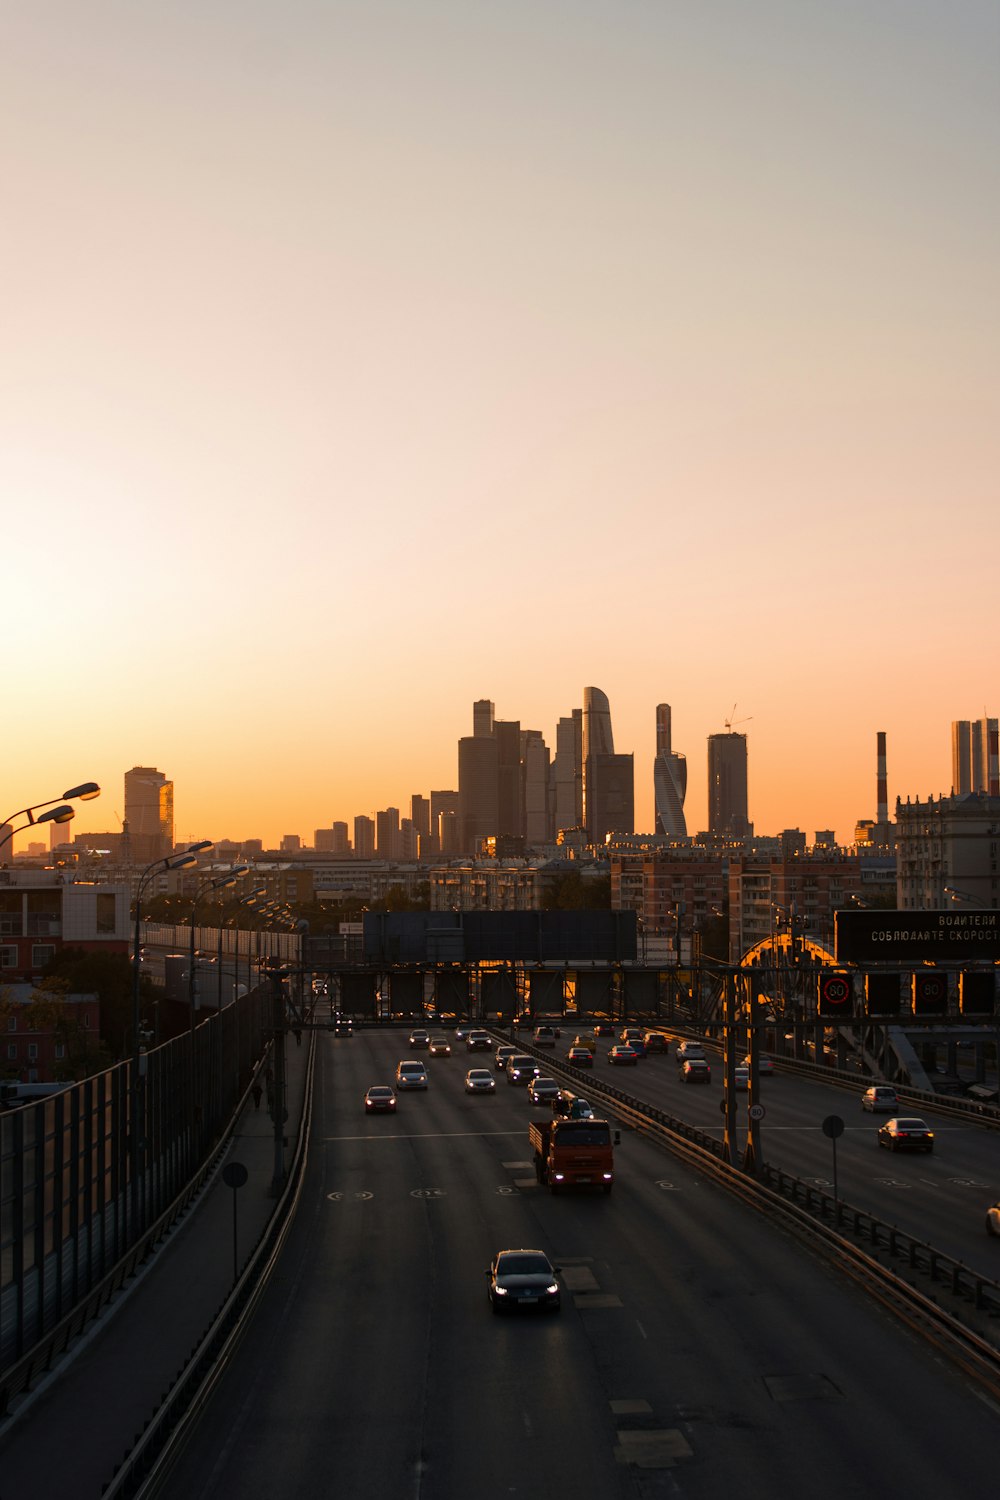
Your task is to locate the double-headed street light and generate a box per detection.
[0,781,101,853]
[943,885,990,910]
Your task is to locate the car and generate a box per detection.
[552,1090,596,1119]
[609,1044,638,1066]
[681,1058,712,1084]
[986,1201,1000,1237]
[619,1029,646,1057]
[333,1015,353,1037]
[454,1021,472,1040]
[506,1055,540,1086]
[733,1064,750,1087]
[744,1054,774,1075]
[877,1117,935,1152]
[429,1036,452,1057]
[533,1025,559,1046]
[862,1086,899,1113]
[487,1248,561,1314]
[527,1076,561,1105]
[364,1085,396,1113]
[466,1030,493,1051]
[395,1060,429,1090]
[495,1043,517,1070]
[676,1040,706,1062]
[408,1029,431,1049]
[643,1032,669,1054]
[594,1022,616,1037]
[567,1045,594,1068]
[465,1068,496,1094]
[572,1030,598,1051]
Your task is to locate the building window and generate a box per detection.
[1,945,17,969]
[6,1015,15,1031]
[6,1044,16,1060]
[96,893,117,935]
[31,945,55,968]
[27,1043,38,1060]
[55,1043,66,1059]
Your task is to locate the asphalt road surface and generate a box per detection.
[159,1030,1000,1500]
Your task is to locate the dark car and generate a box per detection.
[408,1029,431,1049]
[594,1022,616,1037]
[877,1117,935,1153]
[364,1086,397,1114]
[429,1036,452,1057]
[643,1032,669,1054]
[609,1044,639,1066]
[527,1076,561,1106]
[681,1058,712,1084]
[566,1045,594,1068]
[506,1055,540,1086]
[466,1030,493,1052]
[487,1249,561,1314]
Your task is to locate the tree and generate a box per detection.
[40,948,154,1062]
[0,976,113,1080]
[540,871,612,910]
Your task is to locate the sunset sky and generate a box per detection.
[3,2,997,851]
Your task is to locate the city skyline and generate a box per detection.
[4,4,997,852]
[6,694,997,856]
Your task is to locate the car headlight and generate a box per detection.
[494,1285,509,1296]
[546,1283,559,1295]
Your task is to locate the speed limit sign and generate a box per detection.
[748,1103,765,1120]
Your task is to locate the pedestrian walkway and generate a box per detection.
[0,1037,312,1499]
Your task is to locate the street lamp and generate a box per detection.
[943,885,990,909]
[0,781,102,853]
[129,837,214,1231]
[188,867,251,1019]
[217,885,267,1004]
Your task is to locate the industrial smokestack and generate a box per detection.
[877,731,888,824]
[989,724,999,797]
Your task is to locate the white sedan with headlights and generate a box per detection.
[465,1068,496,1094]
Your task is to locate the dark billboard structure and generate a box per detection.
[363,911,637,965]
[835,910,1000,965]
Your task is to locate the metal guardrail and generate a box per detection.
[493,1030,1000,1372]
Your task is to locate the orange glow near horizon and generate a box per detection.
[3,4,997,854]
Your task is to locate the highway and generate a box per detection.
[160,1027,1000,1500]
[570,1039,1000,1274]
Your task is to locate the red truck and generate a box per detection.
[529,1116,614,1194]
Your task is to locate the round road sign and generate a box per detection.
[748,1103,765,1120]
[822,1114,845,1139]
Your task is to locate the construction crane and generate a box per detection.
[724,704,752,733]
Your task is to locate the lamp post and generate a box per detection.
[186,867,249,1149]
[0,781,101,854]
[129,838,213,1232]
[943,885,991,910]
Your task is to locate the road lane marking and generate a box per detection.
[324,1129,524,1141]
